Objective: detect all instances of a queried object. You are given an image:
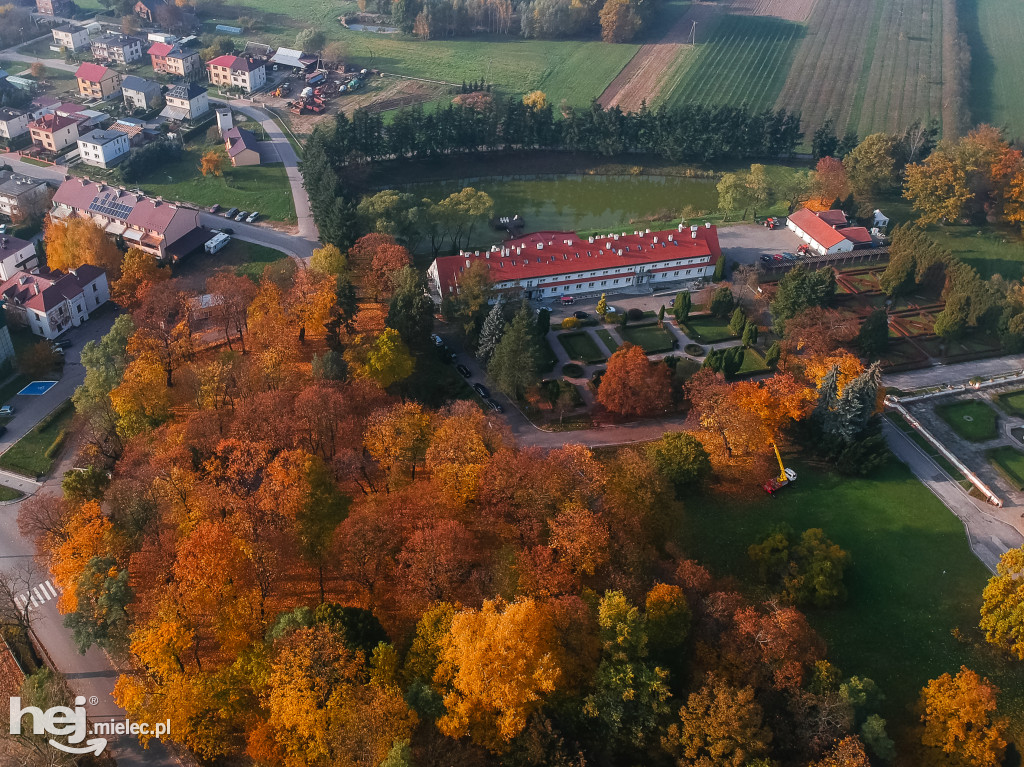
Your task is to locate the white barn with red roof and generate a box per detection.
[428,223,721,301]
[786,208,874,256]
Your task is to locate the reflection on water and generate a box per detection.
[403,174,720,243]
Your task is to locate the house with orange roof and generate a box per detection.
[75,62,122,100]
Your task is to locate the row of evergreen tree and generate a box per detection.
[301,100,803,249]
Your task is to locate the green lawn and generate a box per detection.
[682,314,736,343]
[618,323,677,354]
[936,400,1000,442]
[131,139,296,224]
[681,460,1024,747]
[963,0,1024,141]
[735,347,769,376]
[557,331,606,364]
[988,446,1024,490]
[173,239,292,282]
[995,389,1024,417]
[662,15,804,112]
[595,329,619,354]
[0,402,75,478]
[0,484,22,501]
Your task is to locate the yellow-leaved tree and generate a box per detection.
[919,666,1007,767]
[43,216,123,276]
[979,546,1024,659]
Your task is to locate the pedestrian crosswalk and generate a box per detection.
[14,580,59,611]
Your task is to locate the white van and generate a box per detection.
[205,232,231,254]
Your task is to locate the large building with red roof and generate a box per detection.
[51,178,201,262]
[428,224,722,301]
[75,62,122,100]
[786,208,874,256]
[0,265,109,340]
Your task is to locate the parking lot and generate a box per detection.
[717,222,807,268]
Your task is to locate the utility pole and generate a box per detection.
[690,21,698,45]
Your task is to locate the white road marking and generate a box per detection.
[13,580,59,611]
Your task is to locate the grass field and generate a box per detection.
[936,400,1000,442]
[995,389,1024,417]
[681,314,736,343]
[775,0,948,144]
[681,460,1024,747]
[662,15,804,112]
[595,328,619,354]
[618,323,676,354]
[0,485,23,501]
[131,139,296,224]
[963,0,1024,140]
[557,331,606,364]
[735,347,769,376]
[988,445,1024,489]
[0,404,75,478]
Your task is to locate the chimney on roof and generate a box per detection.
[33,283,39,295]
[537,243,543,250]
[705,222,711,229]
[668,234,674,241]
[653,236,658,243]
[645,228,651,234]
[691,230,697,239]
[613,234,619,240]
[617,249,623,256]
[678,224,684,232]
[588,236,594,243]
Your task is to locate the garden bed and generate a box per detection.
[995,389,1024,418]
[682,314,736,344]
[935,400,1000,442]
[557,331,606,364]
[595,329,618,354]
[988,446,1024,490]
[618,323,677,354]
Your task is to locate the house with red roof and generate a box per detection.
[0,265,109,340]
[28,112,79,152]
[786,208,875,256]
[206,55,266,93]
[149,42,202,79]
[428,224,721,301]
[75,62,122,100]
[51,178,201,262]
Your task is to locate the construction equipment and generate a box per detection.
[763,441,797,494]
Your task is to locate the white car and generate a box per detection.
[0,405,13,416]
[246,211,260,223]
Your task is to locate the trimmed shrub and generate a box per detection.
[561,317,580,330]
[684,343,706,356]
[627,308,645,321]
[562,362,584,378]
[44,429,68,461]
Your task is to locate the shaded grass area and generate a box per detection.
[0,485,22,501]
[681,314,736,344]
[680,460,1024,747]
[618,323,677,354]
[557,331,606,364]
[0,402,75,477]
[963,0,1024,140]
[994,389,1024,417]
[735,347,769,376]
[595,328,619,354]
[988,445,1024,490]
[936,400,999,442]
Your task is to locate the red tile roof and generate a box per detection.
[30,112,77,133]
[787,208,848,249]
[0,266,103,313]
[147,41,173,56]
[52,178,194,237]
[432,225,721,295]
[816,209,848,227]
[206,54,263,72]
[206,54,237,68]
[75,62,111,82]
[841,226,873,245]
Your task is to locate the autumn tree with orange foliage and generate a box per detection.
[346,233,412,301]
[111,247,171,309]
[43,216,122,276]
[919,666,1007,767]
[286,265,336,343]
[199,149,226,177]
[598,343,673,416]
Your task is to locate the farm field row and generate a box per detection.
[774,0,947,143]
[661,14,804,112]
[963,0,1024,140]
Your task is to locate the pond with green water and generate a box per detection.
[403,174,721,236]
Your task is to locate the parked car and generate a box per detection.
[760,254,773,264]
[246,211,260,223]
[430,333,443,347]
[221,227,234,235]
[473,383,490,398]
[209,204,220,213]
[486,398,504,413]
[573,310,589,320]
[235,211,248,222]
[668,296,675,307]
[52,339,72,350]
[224,207,239,219]
[605,305,618,314]
[773,253,785,262]
[0,405,13,416]
[456,364,471,378]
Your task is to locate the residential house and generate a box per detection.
[428,224,722,301]
[35,0,72,16]
[223,126,260,166]
[0,233,39,280]
[52,24,90,52]
[77,129,131,168]
[91,34,144,64]
[0,265,109,340]
[54,103,108,130]
[0,108,30,140]
[134,0,165,22]
[0,172,52,223]
[121,75,162,111]
[148,42,202,79]
[786,208,874,256]
[108,117,158,146]
[75,63,122,100]
[28,113,79,153]
[51,178,202,262]
[206,55,266,93]
[159,81,208,122]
